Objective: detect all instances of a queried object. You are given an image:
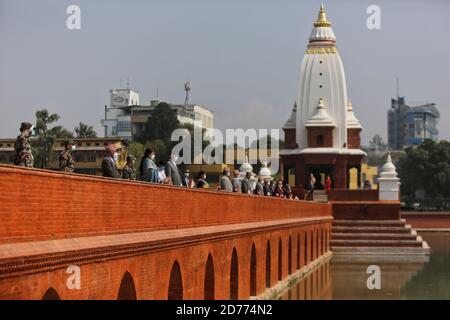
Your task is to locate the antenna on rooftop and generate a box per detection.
[396,77,400,99]
[184,81,191,108]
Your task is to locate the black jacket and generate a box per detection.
[102,156,120,178]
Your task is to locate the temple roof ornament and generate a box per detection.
[346,101,362,129]
[283,101,297,129]
[380,153,398,179]
[239,155,253,173]
[314,4,331,27]
[305,98,335,127]
[259,160,272,179]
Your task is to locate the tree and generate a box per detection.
[33,109,74,168]
[137,102,180,146]
[74,122,97,138]
[397,139,450,200]
[369,134,388,151]
[127,142,145,163]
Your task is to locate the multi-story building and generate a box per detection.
[101,88,214,141]
[388,97,440,150]
[0,137,127,176]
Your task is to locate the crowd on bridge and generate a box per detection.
[12,122,313,200]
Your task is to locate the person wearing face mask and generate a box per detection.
[196,171,210,189]
[122,155,137,180]
[219,167,233,192]
[102,144,120,178]
[14,122,34,168]
[59,139,76,173]
[182,169,191,187]
[165,154,183,186]
[139,149,157,182]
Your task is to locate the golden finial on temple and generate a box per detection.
[314,3,331,27]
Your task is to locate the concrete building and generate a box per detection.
[388,97,440,150]
[280,5,366,189]
[101,88,214,141]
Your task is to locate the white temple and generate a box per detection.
[281,4,366,189]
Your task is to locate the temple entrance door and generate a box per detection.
[306,165,334,190]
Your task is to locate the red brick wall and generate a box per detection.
[331,202,400,220]
[0,164,332,300]
[328,189,379,201]
[347,128,361,149]
[401,212,450,229]
[307,127,333,148]
[0,165,332,243]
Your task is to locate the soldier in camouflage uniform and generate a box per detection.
[59,139,76,173]
[14,122,34,168]
[122,155,137,180]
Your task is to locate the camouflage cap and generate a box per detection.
[20,122,32,131]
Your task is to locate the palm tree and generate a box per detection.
[74,122,97,138]
[33,109,74,168]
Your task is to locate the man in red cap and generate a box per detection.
[101,143,120,178]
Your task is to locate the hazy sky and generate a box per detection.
[0,0,449,145]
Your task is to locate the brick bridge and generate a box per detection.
[0,165,332,300]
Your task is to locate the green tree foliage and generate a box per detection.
[127,142,145,164]
[397,140,450,199]
[33,109,73,168]
[74,122,97,138]
[137,102,180,145]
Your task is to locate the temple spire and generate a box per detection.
[314,4,331,27]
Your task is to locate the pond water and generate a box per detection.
[282,232,450,300]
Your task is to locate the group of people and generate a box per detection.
[12,121,300,200]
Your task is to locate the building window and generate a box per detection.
[87,143,91,147]
[316,135,324,145]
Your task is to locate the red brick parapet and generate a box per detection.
[401,212,450,230]
[0,164,332,243]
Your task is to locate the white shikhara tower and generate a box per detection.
[281,5,365,189]
[297,4,348,150]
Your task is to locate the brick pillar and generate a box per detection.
[334,157,347,189]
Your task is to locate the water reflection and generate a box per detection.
[283,232,450,300]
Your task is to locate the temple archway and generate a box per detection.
[230,248,239,300]
[168,261,183,300]
[117,271,137,300]
[204,254,215,300]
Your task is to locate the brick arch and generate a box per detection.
[250,243,257,296]
[230,247,239,300]
[204,253,215,300]
[265,240,271,288]
[117,271,137,300]
[278,238,282,281]
[168,260,183,300]
[42,287,61,300]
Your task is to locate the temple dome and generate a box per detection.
[239,155,253,173]
[259,160,272,178]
